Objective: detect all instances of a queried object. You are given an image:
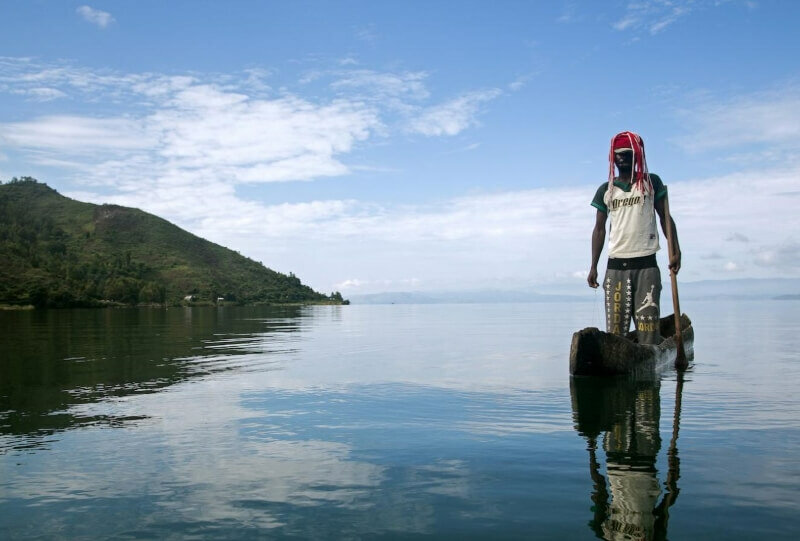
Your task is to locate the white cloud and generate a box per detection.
[0,83,381,186]
[334,278,422,291]
[676,86,800,153]
[0,115,154,152]
[335,279,365,290]
[56,163,800,294]
[14,87,67,101]
[755,242,800,270]
[222,167,800,291]
[408,89,502,136]
[0,59,501,191]
[150,89,380,182]
[77,5,115,28]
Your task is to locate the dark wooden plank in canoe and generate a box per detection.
[569,313,694,377]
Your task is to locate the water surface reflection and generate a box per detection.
[2,302,798,539]
[0,306,307,451]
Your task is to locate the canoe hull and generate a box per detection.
[569,313,694,377]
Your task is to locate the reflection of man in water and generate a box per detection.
[572,376,682,541]
[600,385,661,540]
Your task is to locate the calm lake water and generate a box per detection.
[1,301,798,539]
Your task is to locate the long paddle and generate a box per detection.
[662,194,687,369]
[654,372,686,537]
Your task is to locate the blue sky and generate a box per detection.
[1,1,799,294]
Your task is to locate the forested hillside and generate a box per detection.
[0,178,343,307]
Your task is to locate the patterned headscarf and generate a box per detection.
[608,131,653,197]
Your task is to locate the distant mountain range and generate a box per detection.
[348,279,800,304]
[348,290,586,305]
[0,178,343,308]
[671,278,799,299]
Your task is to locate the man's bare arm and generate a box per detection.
[588,210,607,288]
[655,196,681,274]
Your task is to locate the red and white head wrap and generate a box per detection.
[608,131,652,196]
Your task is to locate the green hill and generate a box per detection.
[0,178,345,308]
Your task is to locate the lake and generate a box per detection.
[1,301,798,539]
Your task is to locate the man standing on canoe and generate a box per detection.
[587,131,681,344]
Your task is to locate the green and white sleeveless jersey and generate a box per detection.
[591,174,667,259]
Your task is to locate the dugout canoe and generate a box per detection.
[569,313,693,377]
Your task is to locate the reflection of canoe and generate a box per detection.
[569,313,693,377]
[570,374,663,439]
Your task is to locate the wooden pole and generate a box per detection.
[663,194,687,369]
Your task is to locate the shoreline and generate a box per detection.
[0,300,349,311]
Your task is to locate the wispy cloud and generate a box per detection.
[77,5,115,28]
[355,24,378,42]
[508,74,535,92]
[611,1,707,35]
[0,57,197,104]
[442,142,481,155]
[11,86,67,101]
[612,16,638,32]
[408,89,502,136]
[557,3,579,23]
[330,69,430,101]
[726,233,750,243]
